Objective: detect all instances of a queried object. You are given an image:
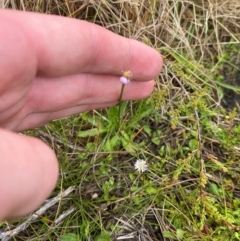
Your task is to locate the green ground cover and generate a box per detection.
[1,0,240,240]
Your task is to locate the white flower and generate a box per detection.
[134,159,148,173]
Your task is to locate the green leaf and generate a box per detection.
[131,186,139,192]
[102,177,115,200]
[104,135,121,151]
[145,186,158,195]
[107,106,119,125]
[189,139,198,149]
[133,196,141,205]
[94,231,111,241]
[120,131,139,152]
[176,229,186,240]
[143,125,152,136]
[159,145,165,156]
[209,183,221,198]
[86,142,96,151]
[78,127,108,137]
[60,233,79,241]
[152,137,160,145]
[215,80,240,93]
[128,108,152,127]
[163,231,177,239]
[121,138,138,153]
[80,113,102,127]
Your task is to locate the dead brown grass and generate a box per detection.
[1,0,240,60]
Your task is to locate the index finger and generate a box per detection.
[1,9,162,80]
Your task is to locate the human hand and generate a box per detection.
[0,9,162,220]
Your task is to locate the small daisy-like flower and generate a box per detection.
[134,159,148,173]
[120,70,132,85]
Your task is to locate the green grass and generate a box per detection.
[1,0,240,241]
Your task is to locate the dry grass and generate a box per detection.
[2,0,240,55]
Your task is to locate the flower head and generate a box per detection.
[134,159,148,173]
[120,76,130,85]
[120,70,132,85]
[123,70,132,79]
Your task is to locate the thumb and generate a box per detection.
[0,129,59,220]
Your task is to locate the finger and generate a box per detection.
[25,74,155,113]
[0,129,58,220]
[0,10,36,112]
[17,79,154,131]
[1,9,162,80]
[17,102,116,131]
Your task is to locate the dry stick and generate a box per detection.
[53,206,76,225]
[37,130,84,151]
[0,186,76,241]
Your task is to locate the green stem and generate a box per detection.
[118,84,125,130]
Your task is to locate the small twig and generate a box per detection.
[0,186,76,241]
[37,130,84,151]
[54,206,76,225]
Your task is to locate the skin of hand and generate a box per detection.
[0,9,162,220]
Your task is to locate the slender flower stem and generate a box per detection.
[118,84,125,130]
[118,71,132,130]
